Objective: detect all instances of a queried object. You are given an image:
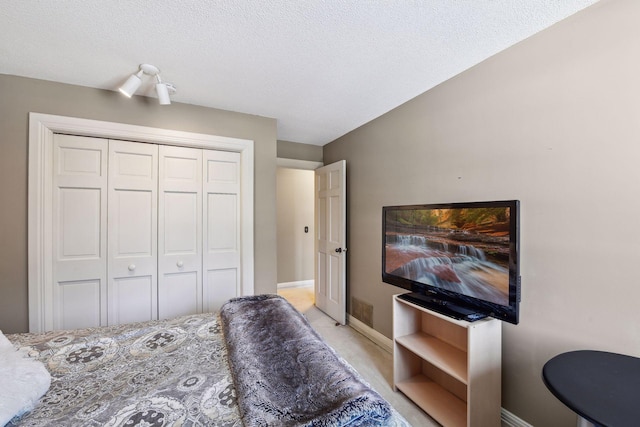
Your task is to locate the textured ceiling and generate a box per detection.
[0,0,599,146]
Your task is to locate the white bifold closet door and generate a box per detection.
[203,150,242,312]
[158,145,203,320]
[51,134,241,330]
[108,140,158,325]
[52,135,108,330]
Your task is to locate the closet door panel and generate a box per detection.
[111,190,154,256]
[158,146,202,319]
[52,134,107,330]
[58,188,102,259]
[205,269,237,311]
[57,280,101,330]
[203,151,241,312]
[206,193,238,267]
[110,276,155,324]
[163,192,198,253]
[108,140,158,325]
[160,272,199,318]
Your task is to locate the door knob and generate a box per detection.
[177,261,184,268]
[128,264,136,271]
[335,248,342,253]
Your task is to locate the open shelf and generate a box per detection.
[395,332,467,384]
[396,374,467,427]
[393,295,502,426]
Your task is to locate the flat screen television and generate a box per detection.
[383,200,520,324]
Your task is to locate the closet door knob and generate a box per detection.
[177,261,184,268]
[128,264,136,271]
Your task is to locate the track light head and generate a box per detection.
[156,82,171,105]
[119,64,175,105]
[119,70,143,97]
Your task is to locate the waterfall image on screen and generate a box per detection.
[385,206,511,306]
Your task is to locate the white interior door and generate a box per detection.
[158,145,203,319]
[108,140,158,325]
[51,134,108,330]
[203,150,242,312]
[315,160,347,324]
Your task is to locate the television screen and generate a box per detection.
[383,200,520,324]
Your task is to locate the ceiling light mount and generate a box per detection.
[119,63,176,105]
[139,63,160,75]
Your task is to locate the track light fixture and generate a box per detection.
[119,64,176,105]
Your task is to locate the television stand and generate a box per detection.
[397,292,487,322]
[393,294,502,426]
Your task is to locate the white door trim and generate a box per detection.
[28,112,255,332]
[276,158,323,170]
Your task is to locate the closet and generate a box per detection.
[50,134,241,331]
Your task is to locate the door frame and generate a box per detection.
[28,112,254,332]
[275,158,322,290]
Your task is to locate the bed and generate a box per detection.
[2,295,410,427]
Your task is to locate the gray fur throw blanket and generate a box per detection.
[220,295,393,427]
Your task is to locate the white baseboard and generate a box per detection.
[347,314,393,354]
[277,280,314,289]
[501,408,532,427]
[347,314,531,427]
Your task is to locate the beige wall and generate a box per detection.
[277,139,323,162]
[324,0,638,425]
[0,74,278,334]
[276,168,315,284]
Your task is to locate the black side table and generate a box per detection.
[542,350,640,427]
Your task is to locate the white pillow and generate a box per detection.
[0,330,13,350]
[0,331,51,426]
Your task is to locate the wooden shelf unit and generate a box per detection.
[393,295,502,427]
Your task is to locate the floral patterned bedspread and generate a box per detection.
[7,313,241,427]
